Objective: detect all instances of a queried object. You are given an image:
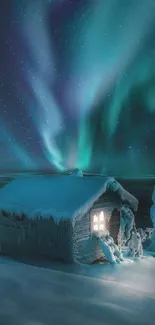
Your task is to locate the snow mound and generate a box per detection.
[0,255,154,325]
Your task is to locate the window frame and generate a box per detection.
[90,208,106,234]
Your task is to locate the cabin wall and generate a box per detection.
[92,191,124,245]
[73,192,125,264]
[0,213,73,263]
[73,211,104,264]
[36,218,73,262]
[92,191,136,245]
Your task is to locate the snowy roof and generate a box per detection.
[0,174,138,222]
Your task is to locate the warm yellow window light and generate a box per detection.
[99,224,104,231]
[94,214,98,223]
[94,224,99,231]
[99,211,104,222]
[92,210,105,232]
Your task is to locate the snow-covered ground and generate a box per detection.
[0,252,155,325]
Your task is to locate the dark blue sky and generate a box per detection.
[0,0,155,176]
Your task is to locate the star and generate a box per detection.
[0,0,154,176]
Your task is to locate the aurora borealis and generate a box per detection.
[0,0,155,176]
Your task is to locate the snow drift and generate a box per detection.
[0,255,154,325]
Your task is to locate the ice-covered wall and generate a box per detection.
[0,213,73,263]
[73,211,104,264]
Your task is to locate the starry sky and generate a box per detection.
[0,0,155,177]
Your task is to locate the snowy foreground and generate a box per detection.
[0,253,155,325]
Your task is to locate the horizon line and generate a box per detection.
[0,171,155,179]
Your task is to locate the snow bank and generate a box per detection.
[127,232,143,257]
[119,206,135,244]
[0,174,138,222]
[97,232,124,264]
[0,256,154,325]
[97,237,117,264]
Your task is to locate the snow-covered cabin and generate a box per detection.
[0,171,138,264]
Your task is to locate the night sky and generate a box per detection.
[0,0,155,177]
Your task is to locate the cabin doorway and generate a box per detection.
[108,208,120,245]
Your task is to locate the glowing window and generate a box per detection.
[94,224,99,231]
[99,211,104,222]
[92,210,105,232]
[99,224,104,230]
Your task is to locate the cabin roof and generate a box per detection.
[0,174,138,222]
